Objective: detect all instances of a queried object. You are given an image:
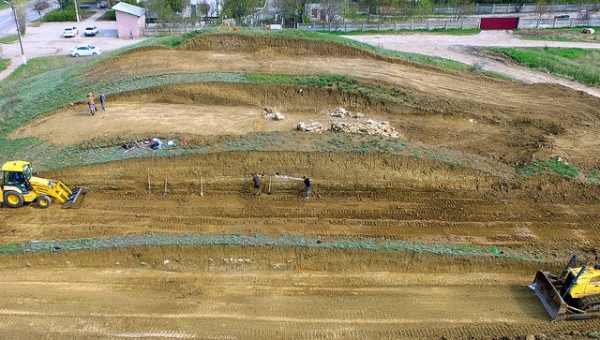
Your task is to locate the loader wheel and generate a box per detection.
[37,196,51,209]
[3,191,24,208]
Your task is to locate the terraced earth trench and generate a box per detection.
[3,33,600,339]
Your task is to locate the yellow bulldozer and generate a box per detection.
[0,160,86,209]
[529,254,600,322]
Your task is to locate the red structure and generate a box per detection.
[480,17,519,30]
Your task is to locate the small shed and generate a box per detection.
[112,2,146,38]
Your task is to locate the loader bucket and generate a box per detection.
[61,187,87,209]
[529,270,569,322]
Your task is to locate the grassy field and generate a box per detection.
[0,34,18,44]
[488,46,600,86]
[517,26,600,42]
[0,59,9,73]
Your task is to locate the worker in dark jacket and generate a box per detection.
[253,174,261,196]
[303,176,311,199]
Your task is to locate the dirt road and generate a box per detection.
[3,32,600,340]
[346,31,600,97]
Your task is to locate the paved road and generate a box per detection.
[0,9,143,80]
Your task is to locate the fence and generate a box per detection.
[295,17,600,32]
[475,2,598,14]
[141,16,600,36]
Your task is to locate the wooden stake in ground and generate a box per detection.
[163,177,168,197]
[147,173,151,194]
[200,177,204,196]
[268,177,272,195]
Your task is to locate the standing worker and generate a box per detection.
[303,176,311,199]
[253,174,261,196]
[87,91,96,116]
[99,92,106,111]
[129,29,134,40]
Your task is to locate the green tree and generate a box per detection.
[15,1,27,35]
[197,2,211,24]
[146,0,178,25]
[34,0,50,21]
[56,0,71,10]
[319,0,344,22]
[222,0,260,21]
[279,0,304,23]
[573,0,600,20]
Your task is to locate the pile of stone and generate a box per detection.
[297,121,324,132]
[296,107,400,138]
[263,107,285,121]
[329,107,364,119]
[330,119,400,138]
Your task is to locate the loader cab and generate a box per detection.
[565,267,600,298]
[1,161,33,193]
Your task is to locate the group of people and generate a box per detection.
[253,174,311,199]
[87,91,107,116]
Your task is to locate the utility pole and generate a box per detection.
[73,0,80,22]
[5,1,26,65]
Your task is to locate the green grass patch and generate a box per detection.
[519,160,579,178]
[0,34,18,44]
[5,55,80,81]
[0,233,537,261]
[0,58,9,72]
[29,19,43,27]
[488,46,600,86]
[516,27,600,43]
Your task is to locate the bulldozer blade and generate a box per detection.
[529,270,569,322]
[62,187,87,209]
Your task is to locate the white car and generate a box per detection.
[84,26,98,36]
[70,44,102,57]
[63,26,78,38]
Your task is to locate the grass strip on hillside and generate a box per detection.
[519,160,579,178]
[0,232,538,262]
[489,47,600,86]
[0,34,18,44]
[0,58,9,72]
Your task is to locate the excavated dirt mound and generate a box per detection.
[12,34,600,169]
[3,34,600,339]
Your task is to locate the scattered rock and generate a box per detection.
[274,112,285,120]
[330,107,348,117]
[264,107,285,120]
[297,121,324,132]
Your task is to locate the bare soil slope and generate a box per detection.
[3,34,600,340]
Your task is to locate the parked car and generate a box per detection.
[70,44,102,57]
[63,26,78,38]
[84,26,99,36]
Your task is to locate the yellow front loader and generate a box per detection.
[0,160,86,209]
[529,254,600,322]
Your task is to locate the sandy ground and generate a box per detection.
[3,28,600,340]
[345,31,600,97]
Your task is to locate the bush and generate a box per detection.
[43,8,77,22]
[520,160,579,178]
[104,10,116,20]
